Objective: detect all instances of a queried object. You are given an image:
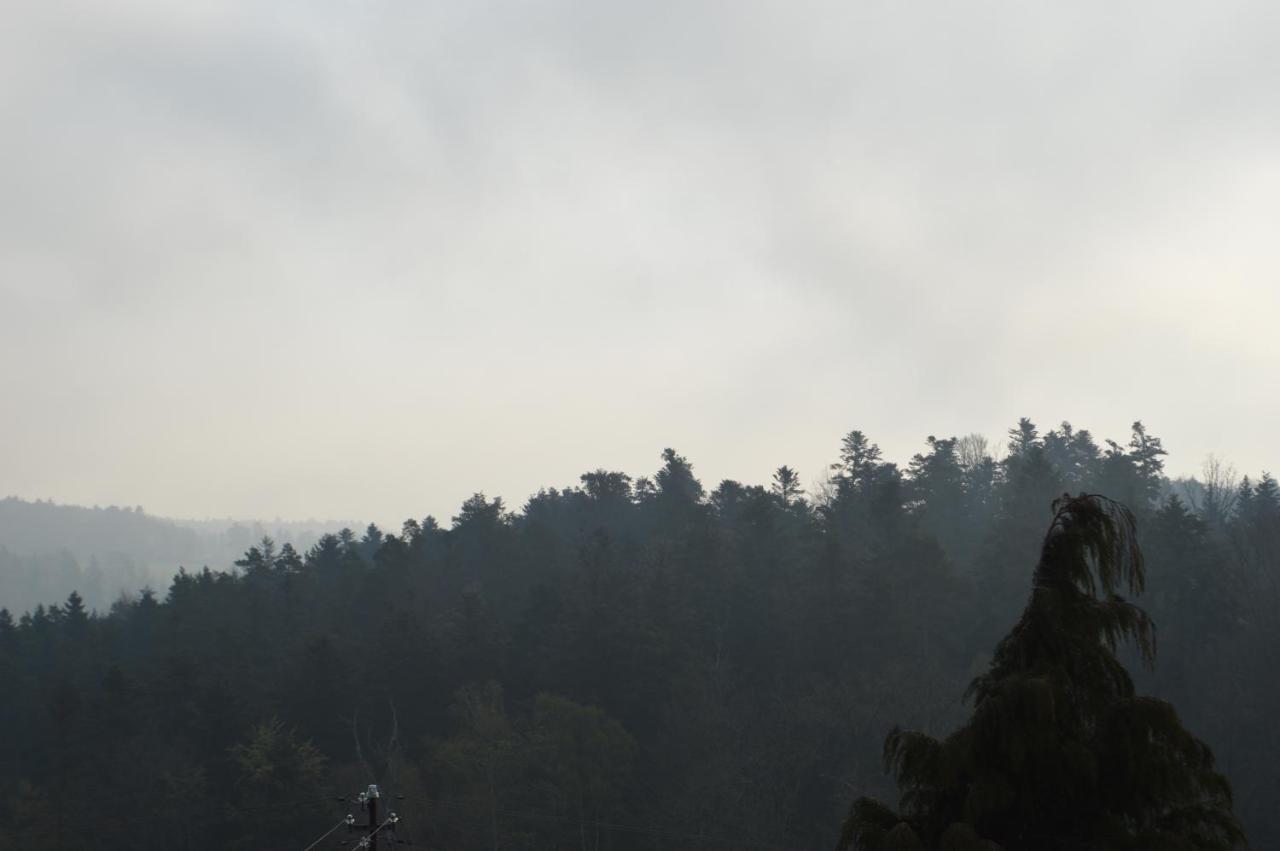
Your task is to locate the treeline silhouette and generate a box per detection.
[0,420,1276,850]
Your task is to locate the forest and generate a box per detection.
[0,498,345,615]
[0,419,1274,850]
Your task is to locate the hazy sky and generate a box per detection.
[3,0,1278,526]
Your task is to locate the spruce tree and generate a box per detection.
[838,494,1246,851]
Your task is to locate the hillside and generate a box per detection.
[0,497,352,613]
[1,421,1276,849]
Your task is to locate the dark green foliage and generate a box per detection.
[840,495,1245,851]
[0,420,1268,850]
[772,465,804,505]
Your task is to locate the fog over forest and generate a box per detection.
[0,498,354,615]
[2,421,1278,849]
[3,1,1277,849]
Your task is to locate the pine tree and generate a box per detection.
[274,542,303,575]
[839,494,1246,851]
[907,436,969,559]
[1251,474,1280,524]
[61,590,89,640]
[1043,422,1101,490]
[772,465,804,505]
[234,537,277,580]
[655,448,704,506]
[833,430,884,495]
[0,608,15,646]
[1006,418,1040,458]
[1126,421,1169,509]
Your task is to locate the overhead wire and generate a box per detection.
[301,817,350,851]
[367,815,397,841]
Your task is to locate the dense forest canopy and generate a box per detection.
[1,419,1276,850]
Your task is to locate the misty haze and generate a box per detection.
[2,2,1277,850]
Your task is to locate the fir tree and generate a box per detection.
[772,465,804,505]
[839,494,1246,851]
[833,430,884,495]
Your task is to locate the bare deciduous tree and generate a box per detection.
[957,433,995,473]
[1191,454,1239,526]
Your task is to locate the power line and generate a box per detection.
[337,784,403,851]
[335,818,400,849]
[359,816,397,847]
[301,817,349,851]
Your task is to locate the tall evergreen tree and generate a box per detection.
[839,494,1245,851]
[833,430,884,496]
[772,465,804,506]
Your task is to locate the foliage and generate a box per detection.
[840,495,1244,851]
[0,419,1269,850]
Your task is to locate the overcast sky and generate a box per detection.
[2,0,1278,525]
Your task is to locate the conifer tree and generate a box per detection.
[839,494,1246,851]
[833,430,884,494]
[772,465,804,505]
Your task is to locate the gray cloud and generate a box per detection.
[2,0,1278,524]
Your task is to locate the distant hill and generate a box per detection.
[0,496,355,614]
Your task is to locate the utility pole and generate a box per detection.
[344,784,399,850]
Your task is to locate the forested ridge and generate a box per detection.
[1,419,1276,850]
[0,499,345,616]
